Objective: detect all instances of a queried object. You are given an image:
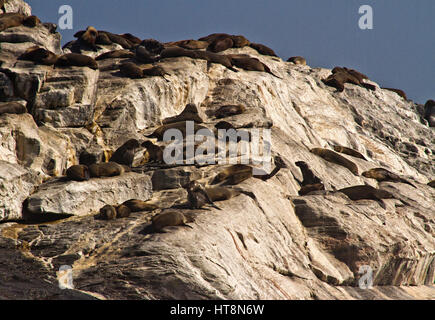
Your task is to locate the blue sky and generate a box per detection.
[27,0,434,103]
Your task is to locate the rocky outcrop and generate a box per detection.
[0,0,433,299]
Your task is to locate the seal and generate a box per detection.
[249,43,277,56]
[66,164,90,181]
[205,186,242,202]
[89,162,125,178]
[362,168,416,188]
[55,53,98,70]
[122,199,159,212]
[98,30,133,49]
[18,46,58,65]
[230,56,281,78]
[298,183,325,196]
[185,180,221,210]
[195,51,238,72]
[0,101,27,115]
[119,62,143,78]
[141,140,164,163]
[428,180,435,188]
[0,12,25,31]
[121,33,142,45]
[332,145,367,160]
[96,32,112,45]
[99,204,117,220]
[162,103,204,125]
[22,15,40,27]
[140,39,165,55]
[336,185,398,209]
[198,33,231,43]
[135,45,159,63]
[324,67,375,92]
[169,39,209,50]
[214,104,246,118]
[109,139,140,167]
[115,204,131,218]
[230,35,250,48]
[142,65,169,79]
[295,161,322,186]
[95,49,134,60]
[423,99,435,127]
[207,37,234,53]
[78,26,98,51]
[287,56,306,65]
[382,88,407,100]
[146,121,210,141]
[211,164,253,185]
[152,211,193,232]
[310,148,359,175]
[160,46,197,59]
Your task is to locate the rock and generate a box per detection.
[25,172,152,217]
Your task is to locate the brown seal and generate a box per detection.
[298,183,325,196]
[89,162,125,178]
[382,88,407,100]
[324,67,375,92]
[109,139,140,167]
[310,148,359,175]
[55,53,98,70]
[22,15,40,27]
[0,101,27,115]
[337,185,398,209]
[427,180,435,188]
[152,211,193,232]
[78,26,98,51]
[66,164,90,181]
[362,168,416,188]
[140,39,165,55]
[230,56,281,78]
[198,33,231,43]
[120,33,142,45]
[207,37,234,53]
[214,104,246,118]
[95,49,134,60]
[98,31,133,49]
[295,161,322,186]
[230,35,250,48]
[146,121,210,141]
[115,204,131,218]
[167,39,209,50]
[0,12,25,31]
[135,45,159,63]
[119,62,143,78]
[122,199,159,212]
[142,65,169,78]
[249,43,277,56]
[162,104,204,125]
[287,56,306,65]
[160,46,197,59]
[194,51,238,72]
[185,180,221,210]
[205,186,242,202]
[99,205,117,220]
[423,99,435,127]
[18,46,58,65]
[332,145,367,160]
[141,140,164,163]
[96,32,112,45]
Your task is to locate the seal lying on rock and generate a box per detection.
[152,211,193,232]
[122,199,159,212]
[323,67,375,92]
[287,56,306,65]
[66,164,90,181]
[249,42,277,57]
[89,162,124,178]
[185,181,221,210]
[213,104,246,119]
[332,145,367,160]
[336,185,401,209]
[109,139,140,167]
[362,168,416,188]
[18,46,58,65]
[310,148,359,175]
[382,88,408,100]
[96,49,135,60]
[55,53,98,70]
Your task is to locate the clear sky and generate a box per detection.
[26,0,434,104]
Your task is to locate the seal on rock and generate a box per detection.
[78,26,99,51]
[249,42,277,56]
[423,99,435,127]
[55,53,98,70]
[162,104,204,125]
[89,162,125,178]
[18,46,58,65]
[141,140,164,163]
[167,39,209,50]
[109,139,140,167]
[310,148,359,175]
[146,121,210,141]
[66,164,90,181]
[99,204,117,220]
[298,183,325,196]
[332,145,367,160]
[119,62,143,78]
[230,56,281,78]
[207,37,234,53]
[0,101,27,115]
[142,65,169,79]
[362,168,416,188]
[152,211,193,232]
[96,49,134,60]
[122,199,159,212]
[287,56,306,65]
[382,88,407,100]
[185,180,221,210]
[115,204,131,218]
[336,185,398,209]
[214,104,246,118]
[120,33,142,45]
[427,180,435,188]
[295,161,322,186]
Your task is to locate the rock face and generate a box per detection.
[0,0,434,300]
